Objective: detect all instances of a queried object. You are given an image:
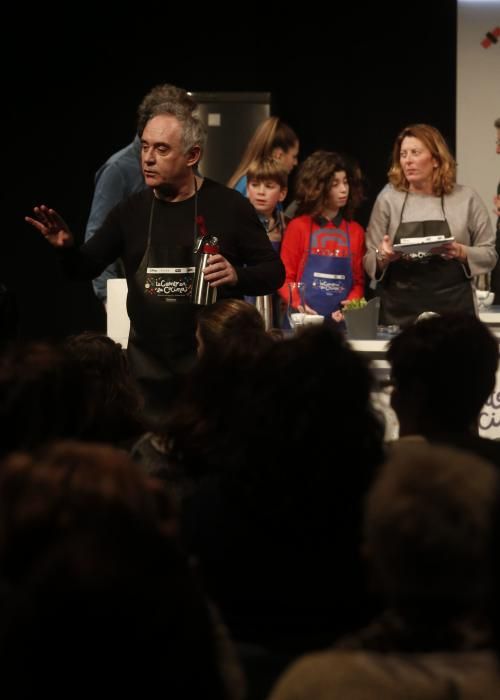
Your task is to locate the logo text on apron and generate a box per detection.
[145,266,195,301]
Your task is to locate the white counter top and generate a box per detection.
[479,307,500,325]
[348,339,389,354]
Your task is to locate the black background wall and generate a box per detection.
[3,2,457,339]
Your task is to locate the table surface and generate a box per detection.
[478,306,500,324]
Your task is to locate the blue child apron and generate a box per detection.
[301,221,353,317]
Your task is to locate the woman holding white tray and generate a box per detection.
[364,124,496,327]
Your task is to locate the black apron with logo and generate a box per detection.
[380,193,474,327]
[127,193,199,421]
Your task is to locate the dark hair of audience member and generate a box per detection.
[0,441,176,584]
[355,442,498,651]
[183,325,386,653]
[195,298,270,360]
[64,331,147,445]
[159,300,275,476]
[0,341,88,458]
[0,521,229,698]
[227,324,385,518]
[0,442,229,698]
[387,313,498,437]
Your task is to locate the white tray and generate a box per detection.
[393,236,454,254]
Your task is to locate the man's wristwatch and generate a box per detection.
[375,248,387,262]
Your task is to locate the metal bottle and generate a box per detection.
[255,295,273,330]
[192,235,219,305]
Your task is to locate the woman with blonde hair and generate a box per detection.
[364,123,496,327]
[227,116,299,195]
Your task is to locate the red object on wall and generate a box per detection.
[481,26,500,48]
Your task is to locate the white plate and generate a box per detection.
[303,315,324,325]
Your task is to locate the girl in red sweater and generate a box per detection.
[280,151,365,321]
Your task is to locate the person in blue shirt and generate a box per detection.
[85,84,197,304]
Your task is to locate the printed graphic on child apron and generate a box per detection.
[302,226,353,316]
[145,267,195,301]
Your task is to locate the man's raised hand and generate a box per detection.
[25,205,74,248]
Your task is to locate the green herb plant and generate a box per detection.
[342,297,368,311]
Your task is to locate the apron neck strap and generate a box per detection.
[400,191,446,223]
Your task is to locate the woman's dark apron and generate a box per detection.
[380,193,474,327]
[126,193,199,422]
[301,221,353,316]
